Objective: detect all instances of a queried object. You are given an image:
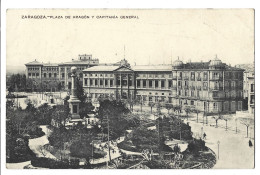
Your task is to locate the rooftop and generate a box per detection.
[25,60,43,66]
[132,65,172,71]
[59,60,99,65]
[83,65,120,72]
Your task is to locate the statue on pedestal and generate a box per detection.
[68,66,82,123]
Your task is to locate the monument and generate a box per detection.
[68,66,82,123]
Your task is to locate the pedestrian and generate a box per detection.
[203,132,206,140]
[249,140,253,147]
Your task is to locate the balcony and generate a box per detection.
[197,77,201,81]
[184,77,189,80]
[212,95,222,99]
[178,76,182,80]
[172,86,177,90]
[172,76,177,80]
[190,86,195,90]
[211,86,223,91]
[184,85,189,90]
[210,77,223,81]
[203,77,208,81]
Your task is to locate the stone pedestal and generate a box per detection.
[68,66,83,123]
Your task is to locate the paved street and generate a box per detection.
[187,121,254,169]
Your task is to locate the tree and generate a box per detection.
[148,101,155,114]
[131,126,171,153]
[173,144,181,154]
[184,106,192,121]
[156,101,162,116]
[162,116,193,141]
[37,103,54,125]
[165,103,173,114]
[75,77,86,104]
[187,139,207,154]
[173,105,182,116]
[191,108,200,123]
[24,99,37,112]
[51,105,70,128]
[70,135,93,162]
[79,102,95,119]
[98,100,130,140]
[135,98,143,113]
[240,117,254,138]
[6,74,27,92]
[127,98,134,112]
[212,113,222,128]
[222,114,233,131]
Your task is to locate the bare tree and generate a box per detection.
[240,117,254,138]
[222,114,233,131]
[191,108,200,123]
[212,114,222,128]
[184,106,192,121]
[173,105,182,116]
[165,103,173,114]
[148,101,155,114]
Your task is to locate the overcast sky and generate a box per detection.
[6,9,254,67]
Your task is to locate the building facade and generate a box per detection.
[25,54,99,91]
[172,57,244,113]
[83,57,244,113]
[236,63,255,114]
[83,62,173,105]
[244,71,255,114]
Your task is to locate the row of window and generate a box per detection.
[85,79,114,87]
[176,81,242,88]
[28,67,40,71]
[85,73,115,78]
[175,71,242,79]
[28,72,84,78]
[136,95,172,103]
[42,67,59,71]
[137,74,172,78]
[136,80,172,89]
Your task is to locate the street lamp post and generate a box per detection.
[217,140,220,160]
[201,127,203,139]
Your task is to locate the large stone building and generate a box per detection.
[172,57,244,113]
[236,64,255,114]
[83,56,244,113]
[25,54,99,91]
[83,61,173,104]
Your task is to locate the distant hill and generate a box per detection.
[6,65,26,75]
[235,64,254,72]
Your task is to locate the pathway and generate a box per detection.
[6,161,31,169]
[28,125,56,159]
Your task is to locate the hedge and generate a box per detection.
[31,157,80,169]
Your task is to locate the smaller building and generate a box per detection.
[236,63,255,114]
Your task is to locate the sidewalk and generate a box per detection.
[6,161,31,169]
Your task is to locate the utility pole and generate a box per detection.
[106,114,111,162]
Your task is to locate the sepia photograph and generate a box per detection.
[4,8,255,170]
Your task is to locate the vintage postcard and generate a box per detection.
[5,9,254,170]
